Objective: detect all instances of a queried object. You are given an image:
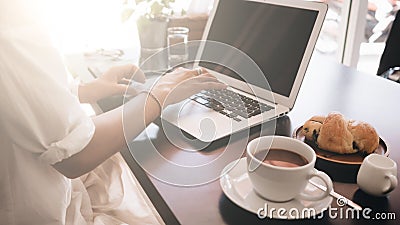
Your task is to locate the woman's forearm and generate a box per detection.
[54,67,225,178]
[53,93,161,178]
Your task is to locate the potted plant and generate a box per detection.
[123,0,176,53]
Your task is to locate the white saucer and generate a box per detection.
[220,158,333,219]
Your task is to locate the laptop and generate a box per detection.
[161,0,327,142]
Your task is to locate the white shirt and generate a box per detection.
[0,26,162,225]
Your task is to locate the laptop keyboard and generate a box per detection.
[190,89,274,122]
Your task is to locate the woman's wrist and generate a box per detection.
[78,82,96,103]
[138,87,170,117]
[140,90,162,112]
[147,86,171,108]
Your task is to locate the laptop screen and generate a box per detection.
[199,0,319,98]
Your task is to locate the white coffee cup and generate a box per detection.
[357,154,398,196]
[246,136,333,202]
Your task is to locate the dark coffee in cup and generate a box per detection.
[247,136,333,202]
[254,148,308,168]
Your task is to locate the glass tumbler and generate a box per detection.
[167,27,189,68]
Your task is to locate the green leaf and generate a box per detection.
[150,1,164,16]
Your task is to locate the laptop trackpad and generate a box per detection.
[161,99,232,142]
[199,118,216,141]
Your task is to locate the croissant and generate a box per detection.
[347,120,380,154]
[302,116,325,141]
[301,112,379,154]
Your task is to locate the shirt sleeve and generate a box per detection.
[67,75,81,97]
[0,28,95,165]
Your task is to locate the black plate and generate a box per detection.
[293,126,389,165]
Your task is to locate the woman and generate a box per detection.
[0,0,226,224]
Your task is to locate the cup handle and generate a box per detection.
[383,174,398,195]
[298,169,333,201]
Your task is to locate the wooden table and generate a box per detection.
[117,54,400,225]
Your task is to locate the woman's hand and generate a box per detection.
[150,67,227,108]
[78,64,145,103]
[54,67,226,178]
